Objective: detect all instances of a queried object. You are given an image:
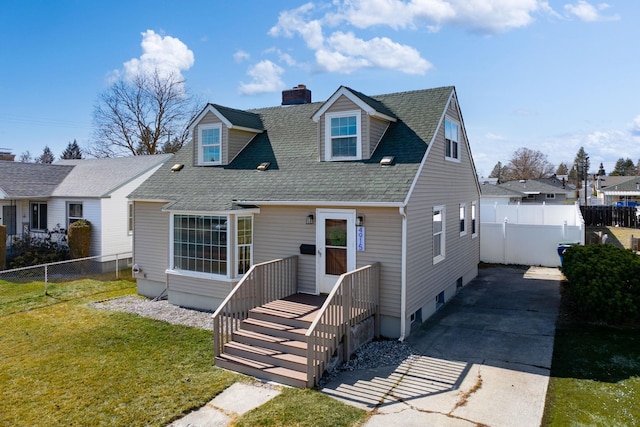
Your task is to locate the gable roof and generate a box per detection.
[600,176,640,195]
[480,182,524,198]
[311,86,397,123]
[54,154,173,198]
[130,86,456,211]
[188,104,264,133]
[0,162,74,199]
[498,179,571,195]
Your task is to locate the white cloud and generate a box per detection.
[239,60,285,95]
[122,30,194,81]
[631,115,640,136]
[485,132,506,141]
[234,50,250,63]
[564,1,620,22]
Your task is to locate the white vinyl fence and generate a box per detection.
[480,202,584,267]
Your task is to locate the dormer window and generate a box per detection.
[198,123,222,165]
[325,110,362,161]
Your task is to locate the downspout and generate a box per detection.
[398,205,408,341]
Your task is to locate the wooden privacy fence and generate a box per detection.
[306,262,380,387]
[581,206,640,228]
[212,256,298,358]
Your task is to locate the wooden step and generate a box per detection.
[216,353,310,388]
[233,329,308,357]
[224,341,306,372]
[242,317,308,341]
[249,306,314,329]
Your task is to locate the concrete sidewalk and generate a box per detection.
[321,266,562,427]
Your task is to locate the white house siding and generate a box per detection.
[404,97,480,328]
[48,198,102,256]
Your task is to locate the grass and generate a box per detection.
[0,277,367,426]
[543,303,640,425]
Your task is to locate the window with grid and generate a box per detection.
[433,206,445,263]
[173,215,227,275]
[68,203,83,228]
[199,123,222,165]
[236,216,253,276]
[325,110,361,160]
[445,119,459,160]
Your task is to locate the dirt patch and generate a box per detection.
[586,226,640,249]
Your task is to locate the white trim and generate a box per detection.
[433,205,445,264]
[445,117,461,162]
[235,214,253,278]
[471,200,478,238]
[188,104,263,134]
[459,202,467,236]
[324,110,362,161]
[198,123,222,165]
[399,206,408,341]
[315,208,356,294]
[312,86,397,123]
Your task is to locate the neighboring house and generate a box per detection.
[597,176,640,206]
[479,181,523,204]
[498,179,570,203]
[129,85,481,340]
[0,155,172,266]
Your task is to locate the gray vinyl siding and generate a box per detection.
[133,201,169,284]
[319,95,370,160]
[368,116,389,157]
[228,129,257,163]
[404,97,480,319]
[192,111,228,165]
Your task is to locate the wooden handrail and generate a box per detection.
[305,262,379,387]
[213,256,298,358]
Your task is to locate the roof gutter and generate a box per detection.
[233,200,404,207]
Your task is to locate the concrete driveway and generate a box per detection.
[321,266,562,427]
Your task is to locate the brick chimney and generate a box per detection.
[282,84,311,105]
[0,150,15,161]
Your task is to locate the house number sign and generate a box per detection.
[356,226,365,251]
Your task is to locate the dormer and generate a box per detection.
[189,104,263,166]
[312,86,397,162]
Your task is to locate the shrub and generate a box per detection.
[68,220,92,259]
[0,225,6,269]
[7,233,70,268]
[561,244,640,325]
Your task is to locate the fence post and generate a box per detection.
[44,264,48,295]
[115,253,119,280]
[502,217,508,265]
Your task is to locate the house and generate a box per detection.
[0,155,172,267]
[480,181,524,205]
[497,179,571,203]
[129,85,480,386]
[596,176,640,206]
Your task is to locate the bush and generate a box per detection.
[7,233,70,268]
[562,244,640,325]
[68,220,92,259]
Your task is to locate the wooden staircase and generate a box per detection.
[215,293,327,388]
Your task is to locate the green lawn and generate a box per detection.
[543,323,640,426]
[0,278,367,426]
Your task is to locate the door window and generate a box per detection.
[325,219,347,275]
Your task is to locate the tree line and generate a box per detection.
[489,146,640,185]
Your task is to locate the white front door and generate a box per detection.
[316,209,356,294]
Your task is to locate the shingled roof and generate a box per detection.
[0,162,73,199]
[130,86,455,211]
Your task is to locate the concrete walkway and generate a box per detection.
[320,266,562,427]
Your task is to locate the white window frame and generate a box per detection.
[67,202,83,229]
[30,202,47,231]
[235,215,253,277]
[546,193,556,199]
[127,202,133,235]
[445,118,460,161]
[471,200,478,238]
[459,203,467,236]
[198,123,222,165]
[324,110,362,161]
[433,205,445,264]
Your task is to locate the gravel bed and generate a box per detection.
[90,295,213,330]
[91,296,416,379]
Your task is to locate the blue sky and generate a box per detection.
[1,0,638,177]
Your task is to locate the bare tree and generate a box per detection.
[18,151,32,163]
[503,147,555,180]
[90,69,199,157]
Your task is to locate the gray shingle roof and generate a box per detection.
[130,86,454,211]
[210,104,263,131]
[0,162,74,198]
[54,154,172,197]
[498,180,570,195]
[480,182,524,197]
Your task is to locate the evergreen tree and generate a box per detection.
[489,161,503,180]
[573,147,589,188]
[597,162,606,176]
[611,157,635,176]
[61,140,83,159]
[556,162,569,175]
[35,146,55,164]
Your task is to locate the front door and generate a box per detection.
[316,209,356,294]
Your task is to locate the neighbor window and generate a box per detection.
[433,206,445,263]
[471,201,477,237]
[236,216,253,276]
[172,215,227,276]
[198,123,222,165]
[459,203,466,236]
[30,202,47,231]
[325,110,362,160]
[128,202,133,235]
[546,193,555,199]
[68,203,83,228]
[445,119,460,160]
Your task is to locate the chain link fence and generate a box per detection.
[0,252,133,294]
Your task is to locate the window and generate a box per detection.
[433,206,445,263]
[325,110,362,160]
[445,119,460,160]
[128,202,133,235]
[471,201,477,237]
[68,203,83,228]
[546,193,555,199]
[459,203,466,236]
[30,202,47,231]
[173,215,227,276]
[236,216,253,276]
[198,123,222,165]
